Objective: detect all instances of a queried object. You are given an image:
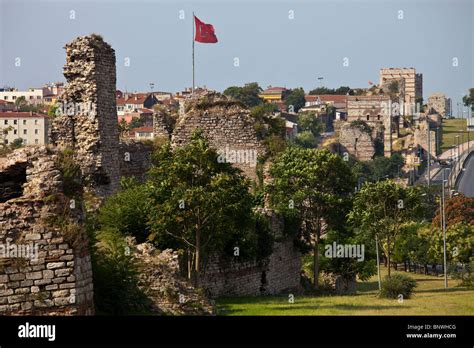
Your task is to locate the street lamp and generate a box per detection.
[441,168,448,289]
[317,77,324,88]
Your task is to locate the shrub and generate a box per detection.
[379,274,417,299]
[90,227,150,315]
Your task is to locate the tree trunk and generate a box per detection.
[313,240,320,290]
[387,237,391,278]
[194,228,201,287]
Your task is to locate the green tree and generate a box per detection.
[349,180,422,277]
[429,222,473,265]
[223,82,263,108]
[97,178,154,244]
[268,147,354,289]
[463,88,474,111]
[14,96,27,109]
[309,86,351,95]
[147,131,256,285]
[285,87,305,112]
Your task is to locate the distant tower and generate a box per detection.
[50,34,120,196]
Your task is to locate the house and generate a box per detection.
[129,126,154,141]
[0,87,50,105]
[0,100,15,112]
[118,108,154,126]
[116,93,160,116]
[259,86,289,111]
[303,95,348,110]
[0,111,49,145]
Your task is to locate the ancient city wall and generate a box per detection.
[119,141,153,182]
[0,147,94,315]
[172,93,268,181]
[50,34,121,197]
[200,210,301,298]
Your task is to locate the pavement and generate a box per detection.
[456,153,474,197]
[438,140,474,160]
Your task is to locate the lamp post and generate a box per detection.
[427,123,431,186]
[456,134,461,173]
[317,77,324,88]
[441,168,448,289]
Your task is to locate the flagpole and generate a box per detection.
[192,11,195,94]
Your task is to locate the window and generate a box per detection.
[3,96,7,100]
[12,96,16,100]
[29,96,34,100]
[34,120,38,125]
[23,120,27,125]
[3,120,7,125]
[14,130,17,135]
[366,115,370,121]
[4,139,8,144]
[23,139,27,145]
[35,139,38,144]
[36,96,41,100]
[377,115,381,121]
[13,120,17,125]
[23,129,27,135]
[35,129,38,134]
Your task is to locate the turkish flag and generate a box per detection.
[194,16,218,43]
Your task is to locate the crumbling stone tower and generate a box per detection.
[50,34,120,196]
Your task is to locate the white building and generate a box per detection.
[0,87,52,105]
[0,112,49,145]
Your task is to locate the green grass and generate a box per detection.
[216,267,474,316]
[441,118,472,152]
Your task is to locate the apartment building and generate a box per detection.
[0,112,49,145]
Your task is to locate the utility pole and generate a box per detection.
[317,77,324,88]
[375,235,381,291]
[441,168,448,289]
[427,123,431,186]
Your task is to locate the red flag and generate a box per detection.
[194,16,218,43]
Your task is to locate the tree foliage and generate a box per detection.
[268,147,354,288]
[285,87,306,112]
[349,180,423,277]
[223,82,263,108]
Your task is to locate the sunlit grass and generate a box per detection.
[216,267,474,316]
[441,118,472,152]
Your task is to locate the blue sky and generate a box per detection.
[0,0,473,108]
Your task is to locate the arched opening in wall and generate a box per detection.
[0,162,27,203]
[366,115,370,121]
[377,114,381,121]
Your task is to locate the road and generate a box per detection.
[457,153,474,197]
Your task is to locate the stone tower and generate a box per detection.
[50,34,120,196]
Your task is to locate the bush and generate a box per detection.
[379,274,417,299]
[90,227,150,315]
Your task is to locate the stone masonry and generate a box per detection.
[0,147,94,315]
[200,209,301,298]
[338,122,376,161]
[171,92,268,180]
[50,34,121,197]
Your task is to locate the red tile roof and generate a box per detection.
[261,86,288,94]
[0,111,47,118]
[305,95,348,103]
[130,126,153,133]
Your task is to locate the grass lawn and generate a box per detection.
[441,118,472,152]
[216,267,474,316]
